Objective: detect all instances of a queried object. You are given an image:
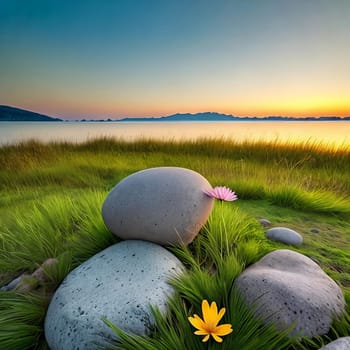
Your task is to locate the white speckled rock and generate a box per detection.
[102,167,214,246]
[45,241,184,350]
[266,227,303,246]
[235,249,345,337]
[319,337,350,350]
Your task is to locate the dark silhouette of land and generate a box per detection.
[0,105,62,121]
[118,112,350,122]
[1,105,349,122]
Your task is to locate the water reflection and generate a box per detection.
[1,121,350,149]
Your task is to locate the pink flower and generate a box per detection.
[203,186,238,202]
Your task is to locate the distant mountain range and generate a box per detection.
[117,112,350,122]
[0,105,62,122]
[118,112,236,122]
[1,105,349,122]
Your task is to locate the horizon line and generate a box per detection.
[1,105,350,121]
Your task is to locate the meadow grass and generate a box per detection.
[0,137,350,349]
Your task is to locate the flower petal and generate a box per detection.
[212,333,224,343]
[203,189,215,198]
[210,301,218,316]
[194,330,209,335]
[188,315,206,331]
[216,307,226,323]
[215,323,233,336]
[204,301,218,325]
[203,186,238,201]
[201,300,210,323]
[202,334,210,342]
[219,187,225,199]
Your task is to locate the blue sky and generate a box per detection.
[1,0,349,119]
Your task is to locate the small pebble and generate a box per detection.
[266,227,303,247]
[258,218,271,227]
[0,275,23,291]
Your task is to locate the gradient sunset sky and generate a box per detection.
[1,0,349,120]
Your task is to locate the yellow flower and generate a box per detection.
[188,300,233,343]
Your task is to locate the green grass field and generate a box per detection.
[0,138,350,349]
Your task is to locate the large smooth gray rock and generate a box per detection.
[266,227,303,246]
[319,337,350,350]
[102,167,214,246]
[235,249,345,337]
[45,241,184,350]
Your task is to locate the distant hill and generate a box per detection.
[118,112,350,122]
[0,105,62,121]
[118,112,239,122]
[1,105,349,122]
[163,112,238,121]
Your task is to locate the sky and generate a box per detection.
[0,0,349,120]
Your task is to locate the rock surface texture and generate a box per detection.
[266,227,303,246]
[45,240,184,350]
[102,167,214,245]
[319,337,350,350]
[235,249,345,337]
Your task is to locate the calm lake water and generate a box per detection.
[1,121,350,149]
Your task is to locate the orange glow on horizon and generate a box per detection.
[8,97,350,119]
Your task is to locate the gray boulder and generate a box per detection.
[319,337,350,350]
[102,167,214,246]
[45,240,184,350]
[235,249,345,337]
[266,227,303,246]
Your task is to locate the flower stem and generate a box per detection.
[220,201,226,258]
[220,201,224,259]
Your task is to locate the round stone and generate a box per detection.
[266,227,303,246]
[319,337,350,350]
[235,249,345,337]
[102,167,214,246]
[44,240,184,350]
[258,218,271,227]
